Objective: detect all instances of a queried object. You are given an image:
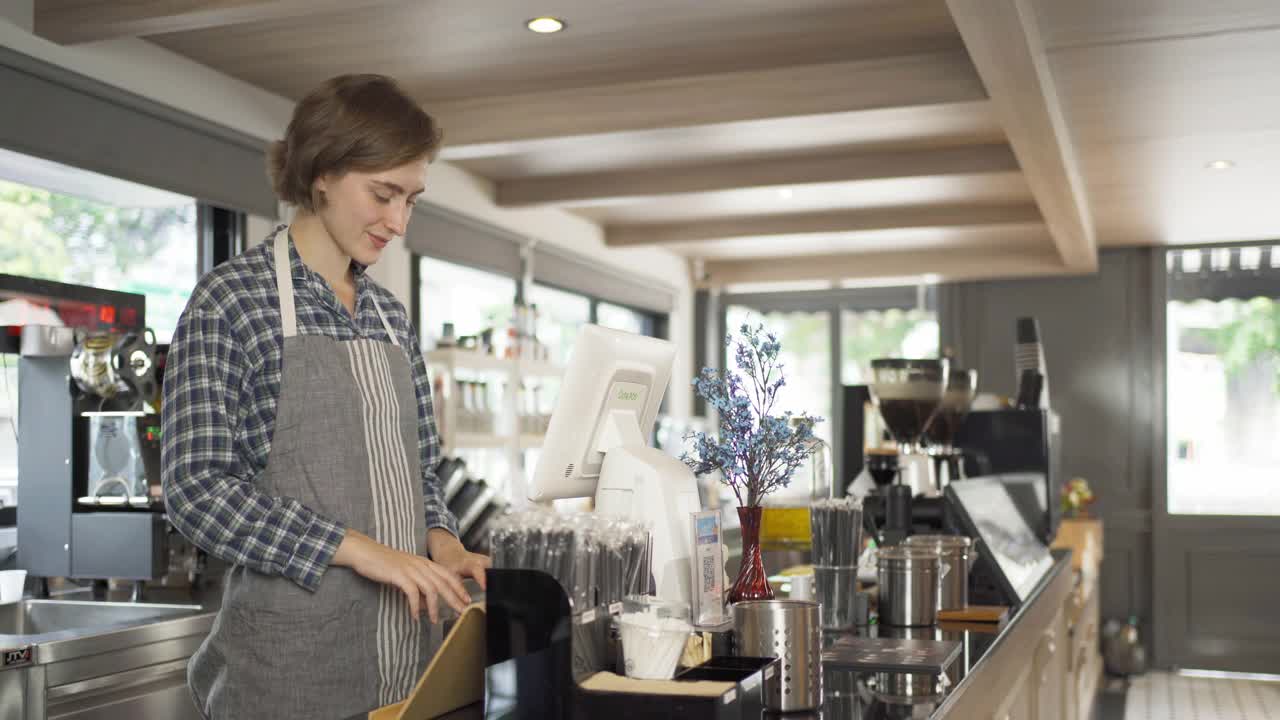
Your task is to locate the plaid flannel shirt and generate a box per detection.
[161,228,458,592]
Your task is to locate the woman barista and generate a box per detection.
[161,74,490,719]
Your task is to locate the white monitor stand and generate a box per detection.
[591,409,701,605]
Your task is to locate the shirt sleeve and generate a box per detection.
[160,301,346,592]
[405,326,460,539]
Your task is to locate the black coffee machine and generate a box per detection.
[849,361,977,545]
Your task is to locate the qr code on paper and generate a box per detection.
[702,555,715,591]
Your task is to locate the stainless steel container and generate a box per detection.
[905,534,972,610]
[732,600,823,712]
[812,565,858,629]
[876,546,945,627]
[874,671,947,705]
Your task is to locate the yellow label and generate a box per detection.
[760,507,811,550]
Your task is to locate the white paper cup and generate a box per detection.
[0,570,27,603]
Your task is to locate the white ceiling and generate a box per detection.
[1033,0,1280,246]
[29,0,1280,284]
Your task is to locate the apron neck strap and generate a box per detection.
[273,227,298,339]
[274,226,401,347]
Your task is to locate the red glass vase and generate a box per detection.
[730,506,774,603]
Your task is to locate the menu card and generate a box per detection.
[690,510,727,626]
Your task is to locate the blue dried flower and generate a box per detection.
[681,322,825,507]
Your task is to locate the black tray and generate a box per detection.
[576,656,777,720]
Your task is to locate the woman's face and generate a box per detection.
[313,156,429,267]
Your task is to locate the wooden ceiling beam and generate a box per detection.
[700,246,1070,287]
[945,0,1097,270]
[433,50,987,149]
[606,203,1042,247]
[33,0,402,44]
[498,143,1018,208]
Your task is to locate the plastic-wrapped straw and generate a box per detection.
[488,511,660,611]
[624,523,651,597]
[810,496,864,567]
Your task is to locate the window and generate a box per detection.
[0,148,204,499]
[0,148,198,343]
[725,305,833,447]
[715,286,938,506]
[597,301,656,337]
[1167,294,1280,515]
[416,255,516,351]
[529,283,591,367]
[841,307,940,385]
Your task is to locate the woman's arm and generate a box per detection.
[161,302,344,592]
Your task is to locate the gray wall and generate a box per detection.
[940,249,1156,632]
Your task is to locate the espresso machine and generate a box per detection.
[3,275,186,598]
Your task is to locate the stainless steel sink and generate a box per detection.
[0,599,201,639]
[0,599,214,720]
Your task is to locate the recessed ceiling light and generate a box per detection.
[1205,159,1235,170]
[526,17,565,33]
[777,188,794,199]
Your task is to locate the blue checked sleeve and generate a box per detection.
[160,303,346,592]
[406,328,459,539]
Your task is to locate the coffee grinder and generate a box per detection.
[922,368,978,491]
[869,358,948,497]
[862,359,948,546]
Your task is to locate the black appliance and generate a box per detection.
[955,408,1062,544]
[840,384,875,487]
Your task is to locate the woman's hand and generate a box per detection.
[427,528,492,589]
[332,529,471,623]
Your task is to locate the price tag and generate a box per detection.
[764,665,776,680]
[608,602,623,615]
[579,609,597,624]
[722,689,737,705]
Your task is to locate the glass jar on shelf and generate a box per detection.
[760,420,833,552]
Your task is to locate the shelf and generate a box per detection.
[517,358,565,378]
[519,434,546,449]
[450,432,511,450]
[426,348,512,373]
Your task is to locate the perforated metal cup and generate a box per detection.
[732,600,822,711]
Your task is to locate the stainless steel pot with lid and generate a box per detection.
[904,534,972,610]
[876,546,948,627]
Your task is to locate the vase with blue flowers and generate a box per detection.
[682,323,823,602]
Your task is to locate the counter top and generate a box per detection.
[458,556,1073,720]
[823,552,1073,718]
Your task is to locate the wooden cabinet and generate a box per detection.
[1054,518,1104,720]
[1065,583,1102,720]
[936,558,1100,720]
[1033,605,1069,720]
[992,664,1036,720]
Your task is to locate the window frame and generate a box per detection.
[714,284,939,490]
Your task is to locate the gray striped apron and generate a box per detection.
[188,227,430,719]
